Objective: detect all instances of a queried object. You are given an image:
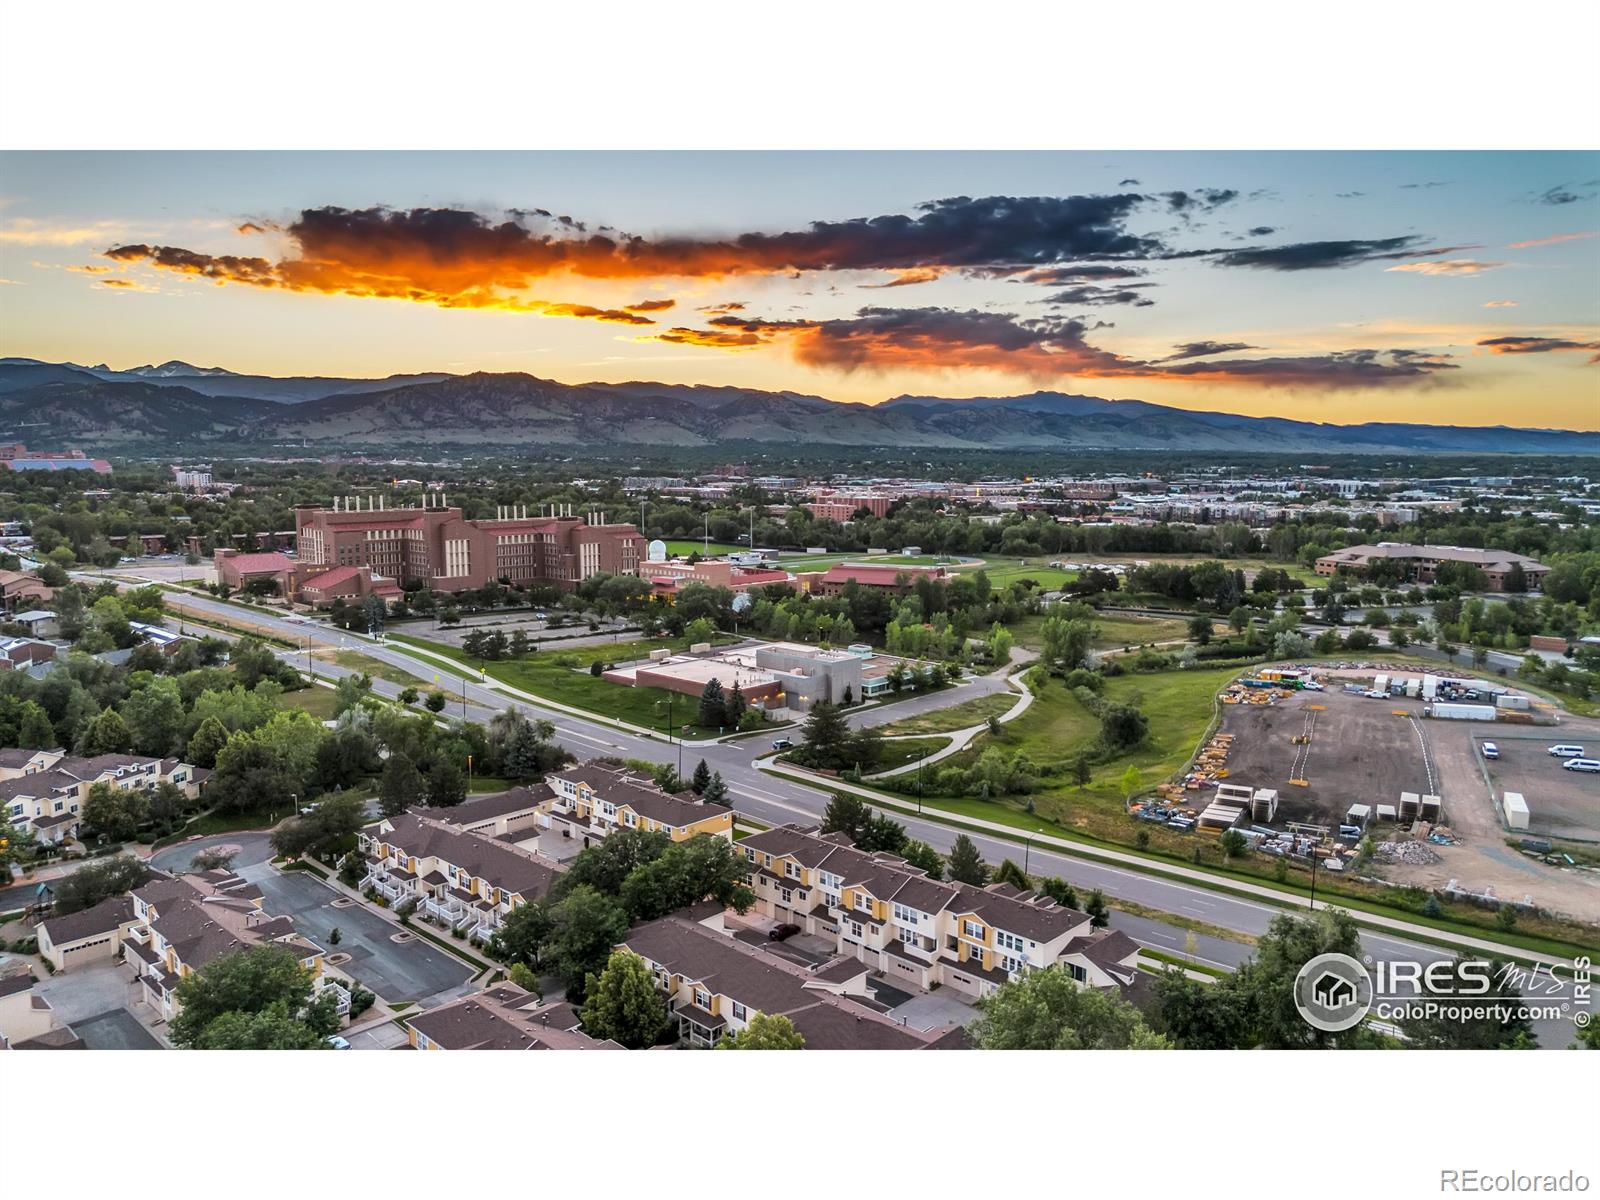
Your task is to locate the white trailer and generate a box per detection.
[1428,702,1498,721]
[1422,676,1439,701]
[1374,674,1390,695]
[1405,678,1421,698]
[1503,791,1530,832]
[1495,694,1531,711]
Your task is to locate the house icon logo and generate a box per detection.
[1294,952,1373,1032]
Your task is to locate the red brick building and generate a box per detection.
[293,497,642,595]
[805,563,950,596]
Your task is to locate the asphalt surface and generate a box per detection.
[37,580,1596,1046]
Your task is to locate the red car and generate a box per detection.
[768,923,802,941]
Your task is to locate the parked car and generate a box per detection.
[767,923,802,941]
[1302,680,1325,691]
[1365,689,1387,699]
[1548,744,1586,758]
[1561,758,1600,773]
[771,737,794,751]
[1482,742,1500,760]
[326,1035,352,1049]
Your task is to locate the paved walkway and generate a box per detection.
[869,668,1036,778]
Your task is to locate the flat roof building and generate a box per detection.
[1313,542,1549,591]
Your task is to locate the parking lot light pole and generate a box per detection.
[1308,853,1320,911]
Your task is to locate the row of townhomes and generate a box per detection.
[36,868,345,1023]
[541,760,735,846]
[358,807,566,943]
[621,909,969,1049]
[739,824,1144,1000]
[1,748,208,846]
[404,982,619,1050]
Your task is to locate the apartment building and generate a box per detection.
[358,810,565,942]
[0,969,83,1050]
[739,824,1143,1000]
[542,761,734,848]
[1313,542,1550,591]
[1,750,207,845]
[0,569,53,616]
[621,913,966,1049]
[293,496,642,594]
[404,983,619,1050]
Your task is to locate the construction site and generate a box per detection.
[1159,665,1600,922]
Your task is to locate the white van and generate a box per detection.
[1547,744,1585,758]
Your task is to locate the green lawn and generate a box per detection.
[281,686,340,720]
[872,735,955,772]
[663,539,747,557]
[978,558,1081,590]
[390,632,740,735]
[1009,611,1192,652]
[875,690,1019,735]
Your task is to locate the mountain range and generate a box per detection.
[0,357,1594,455]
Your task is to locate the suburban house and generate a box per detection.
[542,760,734,847]
[8,610,59,638]
[403,982,619,1050]
[802,562,949,596]
[358,810,565,942]
[0,969,84,1050]
[621,913,967,1049]
[34,895,137,972]
[1,750,208,846]
[738,824,1144,1000]
[116,869,335,1022]
[431,784,551,839]
[0,569,53,616]
[1312,542,1550,591]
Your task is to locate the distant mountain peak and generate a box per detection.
[124,360,242,378]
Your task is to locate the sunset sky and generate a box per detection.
[2,150,1597,429]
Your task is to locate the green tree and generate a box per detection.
[397,686,420,706]
[488,900,554,969]
[1039,877,1077,909]
[53,855,152,914]
[819,792,874,842]
[1084,888,1110,928]
[119,679,186,757]
[1248,910,1367,1049]
[795,701,852,771]
[1187,613,1214,646]
[425,691,448,714]
[1152,969,1257,1049]
[580,950,671,1048]
[270,793,367,860]
[427,758,468,808]
[186,714,232,769]
[547,886,631,1000]
[378,751,427,818]
[718,1011,806,1049]
[169,946,340,1050]
[970,967,1169,1049]
[81,781,148,842]
[618,834,755,923]
[691,758,712,795]
[696,679,725,728]
[901,840,944,880]
[76,707,133,756]
[1098,702,1148,751]
[947,834,989,886]
[993,859,1031,891]
[1219,829,1249,862]
[14,701,57,750]
[701,771,729,806]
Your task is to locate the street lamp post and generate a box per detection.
[916,750,926,814]
[1308,851,1320,911]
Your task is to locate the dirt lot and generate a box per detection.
[1219,688,1435,828]
[1220,682,1600,922]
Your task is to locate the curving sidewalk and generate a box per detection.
[868,667,1037,778]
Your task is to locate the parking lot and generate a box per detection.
[30,960,167,1049]
[251,870,476,1006]
[1480,735,1600,843]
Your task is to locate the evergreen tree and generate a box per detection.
[947,834,989,886]
[1039,877,1078,909]
[697,678,725,728]
[723,682,747,727]
[427,758,468,807]
[819,792,873,842]
[702,771,729,806]
[690,758,712,795]
[15,701,57,750]
[1084,888,1110,928]
[993,858,1031,891]
[901,840,944,880]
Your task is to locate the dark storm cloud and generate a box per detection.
[1211,236,1476,271]
[1038,284,1156,308]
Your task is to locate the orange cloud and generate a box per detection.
[623,298,676,312]
[1483,300,1518,308]
[861,267,944,288]
[1384,259,1504,276]
[1507,230,1598,249]
[1478,335,1600,363]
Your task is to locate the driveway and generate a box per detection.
[881,985,979,1031]
[31,959,168,1049]
[250,869,475,1006]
